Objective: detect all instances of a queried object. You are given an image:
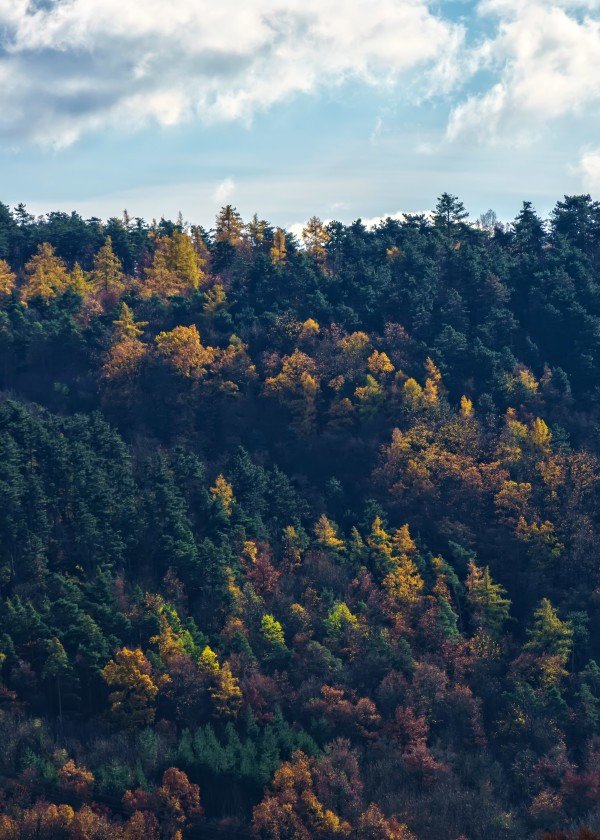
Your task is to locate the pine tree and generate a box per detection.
[302,216,329,265]
[113,303,147,340]
[525,598,572,663]
[215,205,244,245]
[433,193,469,235]
[92,236,125,301]
[465,561,511,638]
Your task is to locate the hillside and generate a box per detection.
[0,195,598,839]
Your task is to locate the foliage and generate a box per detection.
[0,195,598,838]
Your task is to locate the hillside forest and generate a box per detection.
[0,195,598,839]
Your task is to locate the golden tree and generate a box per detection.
[155,325,215,378]
[270,228,287,265]
[0,259,16,298]
[143,231,205,297]
[21,243,70,303]
[102,647,159,729]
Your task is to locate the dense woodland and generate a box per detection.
[0,194,598,839]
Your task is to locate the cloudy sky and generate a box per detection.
[0,0,599,228]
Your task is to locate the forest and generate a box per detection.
[0,193,598,839]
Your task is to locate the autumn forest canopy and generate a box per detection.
[0,194,599,839]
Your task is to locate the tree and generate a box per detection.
[21,242,70,302]
[314,514,345,552]
[302,216,330,266]
[102,647,159,729]
[252,749,351,838]
[381,524,423,606]
[525,599,573,663]
[155,325,215,378]
[102,305,148,387]
[42,637,69,728]
[144,230,205,297]
[92,236,126,302]
[270,228,287,265]
[210,474,235,515]
[264,350,319,435]
[433,193,469,235]
[465,561,511,638]
[114,302,147,340]
[210,661,242,718]
[0,259,16,298]
[215,205,244,245]
[356,804,416,840]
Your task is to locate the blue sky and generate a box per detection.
[0,0,599,229]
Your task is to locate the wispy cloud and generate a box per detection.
[213,177,236,205]
[577,147,600,191]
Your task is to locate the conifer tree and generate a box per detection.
[92,236,125,301]
[465,561,511,638]
[21,242,70,303]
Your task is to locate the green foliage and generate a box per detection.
[0,195,598,840]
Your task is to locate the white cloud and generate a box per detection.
[577,148,600,191]
[447,1,600,144]
[0,0,465,147]
[213,177,236,204]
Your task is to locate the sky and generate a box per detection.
[0,0,599,230]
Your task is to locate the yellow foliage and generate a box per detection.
[339,331,371,360]
[144,230,205,297]
[243,540,259,564]
[518,367,538,392]
[264,350,319,435]
[300,318,320,341]
[102,647,159,729]
[21,243,70,303]
[210,474,235,515]
[270,228,287,265]
[210,661,242,718]
[383,524,423,604]
[515,516,563,563]
[403,377,424,409]
[68,262,91,297]
[368,516,393,563]
[392,523,417,555]
[0,260,15,298]
[530,417,552,450]
[151,613,185,664]
[460,395,473,418]
[155,324,215,378]
[368,350,394,377]
[101,337,147,385]
[215,205,244,245]
[354,374,384,416]
[314,514,345,551]
[198,645,220,674]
